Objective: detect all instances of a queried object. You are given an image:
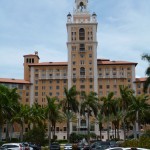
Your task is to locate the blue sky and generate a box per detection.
[0,0,150,79]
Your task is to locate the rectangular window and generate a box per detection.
[35,86,38,90]
[80,85,85,89]
[18,84,23,89]
[56,86,59,89]
[35,92,38,96]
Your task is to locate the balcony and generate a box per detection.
[80,75,86,78]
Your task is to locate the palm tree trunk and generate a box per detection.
[10,124,13,141]
[6,120,10,142]
[67,118,70,142]
[87,112,90,142]
[48,118,52,147]
[133,122,137,139]
[99,124,102,140]
[20,123,24,142]
[0,124,3,142]
[136,111,140,138]
[107,116,110,140]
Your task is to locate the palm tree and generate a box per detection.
[128,94,150,138]
[95,111,103,140]
[80,91,99,141]
[60,86,79,141]
[0,85,20,141]
[45,96,61,145]
[111,98,123,140]
[30,103,45,128]
[5,87,20,141]
[101,92,115,140]
[142,53,150,93]
[119,85,134,140]
[12,104,31,142]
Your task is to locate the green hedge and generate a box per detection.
[121,136,150,149]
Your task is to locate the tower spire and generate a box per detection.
[75,0,88,12]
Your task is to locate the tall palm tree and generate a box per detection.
[12,104,31,142]
[96,111,103,140]
[60,86,79,141]
[142,53,150,93]
[5,87,20,141]
[45,96,61,145]
[101,92,115,140]
[128,94,150,138]
[111,98,123,140]
[119,85,134,140]
[80,91,99,141]
[30,103,45,127]
[0,85,20,142]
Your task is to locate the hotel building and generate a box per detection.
[0,0,150,140]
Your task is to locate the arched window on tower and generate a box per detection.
[79,28,85,40]
[80,67,85,76]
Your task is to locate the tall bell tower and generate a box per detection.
[67,0,98,94]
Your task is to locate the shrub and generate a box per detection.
[24,126,46,146]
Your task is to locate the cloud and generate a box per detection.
[0,0,150,79]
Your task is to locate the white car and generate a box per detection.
[105,147,150,150]
[64,143,72,150]
[1,143,24,150]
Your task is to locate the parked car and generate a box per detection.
[77,142,89,150]
[90,141,110,150]
[105,147,150,150]
[1,143,24,150]
[27,144,41,150]
[64,143,72,150]
[50,142,60,150]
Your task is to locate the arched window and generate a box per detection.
[80,67,85,76]
[79,28,85,40]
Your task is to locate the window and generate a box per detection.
[26,92,29,96]
[80,60,85,65]
[49,92,52,96]
[18,84,23,89]
[80,44,85,52]
[56,92,59,96]
[35,80,38,84]
[80,67,85,76]
[64,127,67,131]
[35,86,38,90]
[80,54,84,58]
[99,85,103,89]
[50,86,52,90]
[35,92,38,96]
[72,46,76,51]
[88,46,92,51]
[106,85,110,89]
[80,85,85,89]
[89,54,92,58]
[90,85,93,89]
[56,127,59,132]
[73,61,76,65]
[56,86,59,90]
[79,28,85,40]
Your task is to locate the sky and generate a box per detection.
[0,0,150,79]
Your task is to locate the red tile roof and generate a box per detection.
[24,54,40,59]
[29,62,68,66]
[135,77,147,83]
[97,59,137,66]
[0,78,31,84]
